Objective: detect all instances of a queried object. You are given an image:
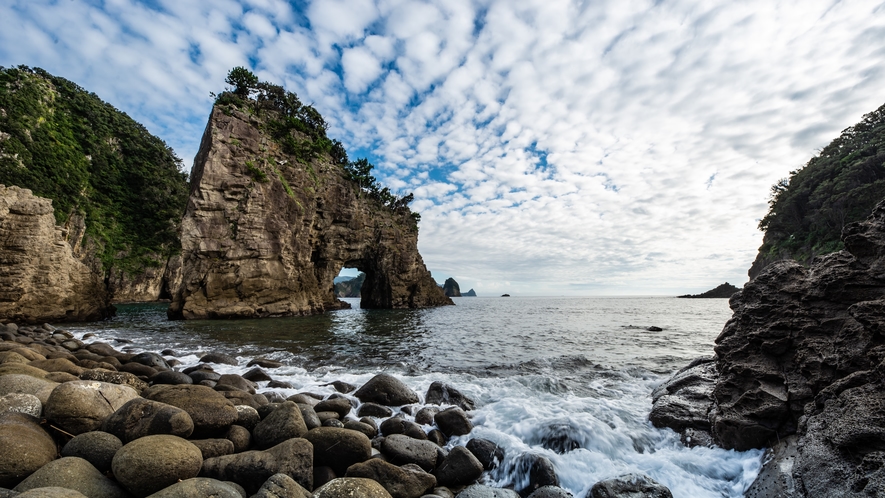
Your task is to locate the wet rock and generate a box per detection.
[745,435,800,498]
[191,438,236,459]
[0,412,57,488]
[200,352,239,366]
[243,367,272,382]
[345,420,378,439]
[148,371,192,385]
[315,397,353,419]
[79,369,148,393]
[268,380,294,389]
[381,418,427,440]
[187,369,221,384]
[313,478,393,498]
[533,421,589,454]
[0,393,41,417]
[287,393,320,406]
[253,473,310,498]
[646,326,663,332]
[426,429,446,447]
[425,382,475,411]
[224,424,252,453]
[216,374,256,394]
[45,380,139,435]
[200,438,313,494]
[455,485,520,498]
[354,374,419,407]
[130,352,170,370]
[381,434,439,472]
[433,446,483,488]
[118,362,157,378]
[13,457,128,498]
[512,454,559,496]
[589,473,672,498]
[305,426,372,475]
[466,438,504,471]
[325,380,356,393]
[434,407,472,437]
[359,402,394,418]
[527,487,573,498]
[235,405,260,431]
[414,407,439,426]
[296,404,321,430]
[61,431,122,473]
[253,401,308,449]
[247,358,283,369]
[143,384,238,436]
[346,459,436,498]
[649,358,717,436]
[145,477,244,498]
[102,398,194,442]
[113,435,203,497]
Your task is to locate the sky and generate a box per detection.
[2,0,885,296]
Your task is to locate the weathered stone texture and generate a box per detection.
[0,185,112,322]
[168,107,452,320]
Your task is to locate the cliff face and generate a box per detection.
[167,107,452,319]
[0,185,113,322]
[442,278,461,297]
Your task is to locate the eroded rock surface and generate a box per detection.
[168,107,452,319]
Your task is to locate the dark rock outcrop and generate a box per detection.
[442,278,461,297]
[463,288,477,297]
[167,106,452,319]
[677,282,739,299]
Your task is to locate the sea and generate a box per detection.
[64,296,764,498]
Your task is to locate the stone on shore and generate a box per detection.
[15,487,89,497]
[0,393,42,417]
[354,374,419,407]
[45,380,139,435]
[0,374,57,405]
[381,435,439,472]
[253,473,311,498]
[345,459,436,498]
[465,439,504,471]
[13,457,129,498]
[143,384,238,436]
[313,478,393,498]
[433,446,483,488]
[102,398,195,442]
[191,438,236,459]
[112,435,203,497]
[0,412,57,488]
[455,485,520,498]
[145,478,245,498]
[527,487,573,498]
[252,401,308,449]
[589,473,672,498]
[434,407,473,437]
[304,427,372,475]
[61,431,122,473]
[200,438,313,494]
[425,382,475,411]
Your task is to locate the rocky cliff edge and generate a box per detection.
[167,106,452,319]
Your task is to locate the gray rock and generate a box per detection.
[148,371,193,385]
[455,485,520,498]
[354,374,419,407]
[79,369,149,393]
[16,488,88,498]
[253,473,310,498]
[465,438,504,471]
[200,438,313,494]
[425,382,475,411]
[381,418,427,440]
[346,459,436,498]
[0,393,41,417]
[112,435,203,497]
[648,358,717,436]
[243,368,272,382]
[235,405,260,431]
[511,453,558,496]
[216,374,256,394]
[0,374,58,405]
[102,398,194,442]
[433,446,483,487]
[61,431,122,473]
[200,353,238,366]
[13,457,128,498]
[527,486,573,498]
[414,407,439,426]
[313,478,393,498]
[0,412,58,488]
[247,358,283,369]
[145,478,245,498]
[143,384,238,436]
[357,402,393,418]
[344,420,377,439]
[434,407,472,437]
[190,438,236,459]
[296,404,321,430]
[253,401,308,449]
[589,473,672,498]
[304,427,372,475]
[314,398,353,419]
[130,352,170,370]
[45,380,139,435]
[224,425,252,453]
[745,435,800,498]
[381,435,439,472]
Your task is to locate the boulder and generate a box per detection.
[0,412,57,488]
[102,398,194,442]
[589,473,672,498]
[358,402,393,418]
[143,384,238,436]
[27,359,83,376]
[145,478,245,498]
[0,374,57,404]
[304,427,372,475]
[148,371,193,385]
[312,478,393,498]
[112,435,203,497]
[433,446,483,488]
[414,407,439,426]
[224,424,252,453]
[216,374,256,394]
[45,380,139,435]
[424,382,475,411]
[296,404,321,430]
[253,401,308,449]
[344,420,377,439]
[434,407,472,437]
[78,370,148,394]
[314,398,353,419]
[61,431,122,473]
[200,353,239,366]
[345,459,436,498]
[381,435,439,472]
[455,485,520,498]
[16,488,89,498]
[465,438,504,471]
[253,473,311,498]
[0,393,41,417]
[235,405,261,431]
[13,457,128,498]
[354,374,419,406]
[200,438,313,494]
[190,438,236,459]
[247,358,284,369]
[243,368,272,382]
[527,487,573,498]
[129,353,170,370]
[381,418,427,440]
[648,358,717,437]
[511,454,558,496]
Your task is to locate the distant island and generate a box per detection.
[501,294,511,297]
[442,277,461,297]
[463,288,477,297]
[677,282,740,299]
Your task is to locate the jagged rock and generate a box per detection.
[0,412,57,488]
[424,382,475,411]
[112,435,203,497]
[589,473,672,498]
[166,106,452,320]
[61,431,122,473]
[354,374,419,407]
[13,457,128,498]
[346,459,436,498]
[0,185,113,322]
[648,357,717,436]
[145,478,244,498]
[304,427,372,475]
[313,478,393,498]
[200,438,313,494]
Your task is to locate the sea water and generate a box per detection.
[65,296,764,497]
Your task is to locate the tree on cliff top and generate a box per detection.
[754,102,885,276]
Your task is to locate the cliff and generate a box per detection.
[651,199,885,496]
[677,282,739,299]
[442,277,461,297]
[0,185,113,322]
[334,273,365,298]
[168,99,452,319]
[750,102,885,280]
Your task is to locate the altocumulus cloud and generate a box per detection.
[2,0,885,295]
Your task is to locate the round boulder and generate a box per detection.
[346,458,437,498]
[381,434,439,472]
[528,486,574,498]
[61,431,122,473]
[13,457,129,498]
[433,446,483,488]
[589,473,673,498]
[0,392,42,417]
[145,478,244,498]
[456,485,521,498]
[149,371,193,385]
[45,380,140,435]
[16,488,89,498]
[0,412,57,488]
[252,401,308,449]
[102,398,194,442]
[253,473,311,498]
[201,438,313,494]
[353,374,419,406]
[466,438,504,470]
[434,407,473,437]
[313,478,393,498]
[143,384,238,436]
[112,435,203,497]
[304,427,372,475]
[0,374,58,405]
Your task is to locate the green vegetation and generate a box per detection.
[245,160,268,182]
[215,67,420,226]
[758,102,885,267]
[0,65,188,273]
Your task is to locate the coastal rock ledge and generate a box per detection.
[0,185,112,323]
[651,199,885,497]
[168,106,452,319]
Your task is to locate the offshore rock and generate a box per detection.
[168,107,452,319]
[0,186,112,322]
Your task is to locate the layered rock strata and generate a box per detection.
[0,186,112,322]
[168,107,451,319]
[651,200,885,496]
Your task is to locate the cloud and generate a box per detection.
[2,0,885,295]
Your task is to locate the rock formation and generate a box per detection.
[442,278,461,297]
[463,289,477,297]
[167,107,452,319]
[676,282,739,299]
[0,185,113,322]
[651,199,885,496]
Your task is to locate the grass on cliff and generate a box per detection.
[758,102,885,266]
[0,65,188,273]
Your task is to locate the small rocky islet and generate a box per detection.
[0,325,673,498]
